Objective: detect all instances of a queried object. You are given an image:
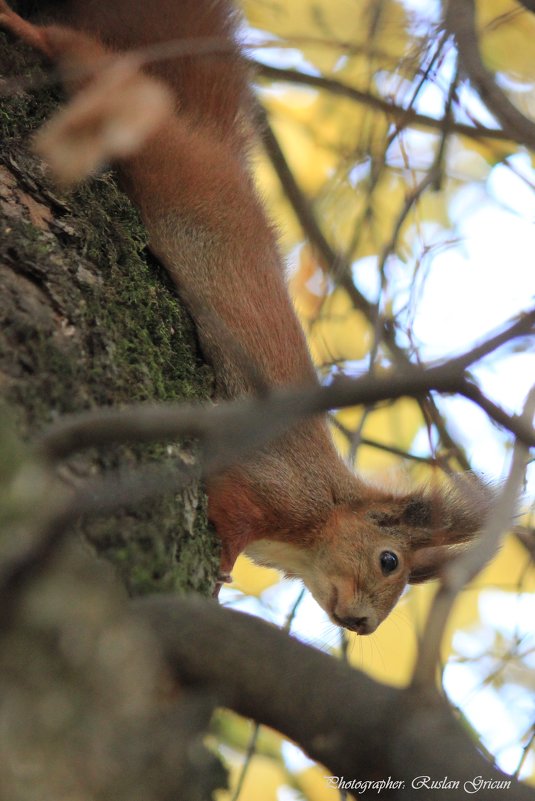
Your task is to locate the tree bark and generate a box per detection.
[0,30,220,597]
[0,29,226,800]
[138,594,535,801]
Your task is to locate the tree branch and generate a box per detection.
[0,458,196,618]
[446,0,535,151]
[135,595,535,801]
[257,100,478,472]
[412,385,535,688]
[254,62,522,146]
[35,318,535,466]
[446,309,535,370]
[7,312,529,620]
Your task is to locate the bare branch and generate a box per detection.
[253,101,370,306]
[446,0,535,151]
[15,314,532,617]
[412,385,535,689]
[135,594,535,800]
[0,458,196,619]
[15,317,530,614]
[35,314,535,467]
[446,309,535,370]
[459,379,535,445]
[255,62,522,146]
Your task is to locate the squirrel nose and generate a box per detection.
[337,615,370,634]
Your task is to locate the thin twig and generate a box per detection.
[229,725,260,801]
[35,324,535,466]
[0,458,196,618]
[1,21,524,148]
[513,725,535,780]
[255,63,521,146]
[135,595,535,800]
[446,0,535,151]
[411,385,535,689]
[330,415,442,464]
[257,101,476,471]
[445,309,535,371]
[229,588,306,801]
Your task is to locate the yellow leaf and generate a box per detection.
[417,188,451,229]
[321,286,354,315]
[474,531,535,592]
[296,765,342,801]
[211,711,282,758]
[477,0,535,83]
[333,399,423,469]
[347,172,410,260]
[230,554,281,596]
[309,309,371,365]
[243,0,410,72]
[290,244,328,321]
[215,755,289,801]
[364,399,422,449]
[266,100,338,194]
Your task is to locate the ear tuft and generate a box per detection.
[435,474,494,541]
[405,474,495,584]
[401,497,433,528]
[364,473,494,583]
[405,474,494,543]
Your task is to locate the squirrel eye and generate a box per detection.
[380,550,399,575]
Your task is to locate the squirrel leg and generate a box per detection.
[0,2,112,81]
[1,7,173,183]
[0,1,56,58]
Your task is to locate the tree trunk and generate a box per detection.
[0,30,220,597]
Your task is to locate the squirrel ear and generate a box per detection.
[404,476,494,584]
[406,476,493,584]
[368,475,494,584]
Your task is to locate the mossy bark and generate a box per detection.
[0,31,221,597]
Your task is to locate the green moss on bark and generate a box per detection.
[0,31,220,597]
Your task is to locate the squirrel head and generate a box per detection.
[246,476,493,635]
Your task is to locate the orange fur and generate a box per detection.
[0,0,493,633]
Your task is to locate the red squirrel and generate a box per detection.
[0,0,490,634]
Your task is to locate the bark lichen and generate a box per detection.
[0,31,220,597]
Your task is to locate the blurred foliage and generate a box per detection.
[219,0,535,798]
[2,0,533,797]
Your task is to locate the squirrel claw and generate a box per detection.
[212,571,233,600]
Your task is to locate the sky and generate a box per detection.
[406,154,535,779]
[398,155,535,494]
[222,1,535,785]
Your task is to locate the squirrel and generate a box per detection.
[0,0,491,634]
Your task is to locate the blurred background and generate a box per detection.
[213,1,535,798]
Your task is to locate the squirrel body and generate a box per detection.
[1,0,490,633]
